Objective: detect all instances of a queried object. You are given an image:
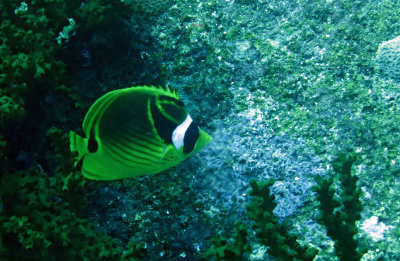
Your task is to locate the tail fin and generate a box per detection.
[69,131,89,167]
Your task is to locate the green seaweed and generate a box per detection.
[0,0,148,259]
[203,222,250,261]
[313,152,365,261]
[1,127,145,260]
[0,129,122,260]
[247,179,318,261]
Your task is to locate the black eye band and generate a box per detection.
[150,97,176,144]
[183,122,199,154]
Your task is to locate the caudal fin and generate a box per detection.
[69,131,89,167]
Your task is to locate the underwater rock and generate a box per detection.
[376,36,400,83]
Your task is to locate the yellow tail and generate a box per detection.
[69,131,89,167]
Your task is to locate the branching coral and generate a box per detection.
[247,179,318,261]
[313,152,365,261]
[204,178,318,261]
[0,0,148,259]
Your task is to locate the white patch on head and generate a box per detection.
[172,115,193,150]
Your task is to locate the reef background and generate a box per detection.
[1,0,400,260]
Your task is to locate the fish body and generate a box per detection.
[70,86,212,180]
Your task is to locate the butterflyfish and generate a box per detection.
[69,85,212,180]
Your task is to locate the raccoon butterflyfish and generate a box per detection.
[69,85,212,180]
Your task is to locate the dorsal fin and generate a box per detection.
[154,85,180,99]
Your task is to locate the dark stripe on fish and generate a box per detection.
[105,137,159,165]
[111,135,161,162]
[117,136,162,159]
[85,91,118,134]
[82,166,106,180]
[104,142,154,168]
[183,121,199,154]
[122,130,164,150]
[150,97,176,144]
[158,95,184,107]
[88,129,98,153]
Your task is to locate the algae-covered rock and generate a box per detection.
[376,36,400,82]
